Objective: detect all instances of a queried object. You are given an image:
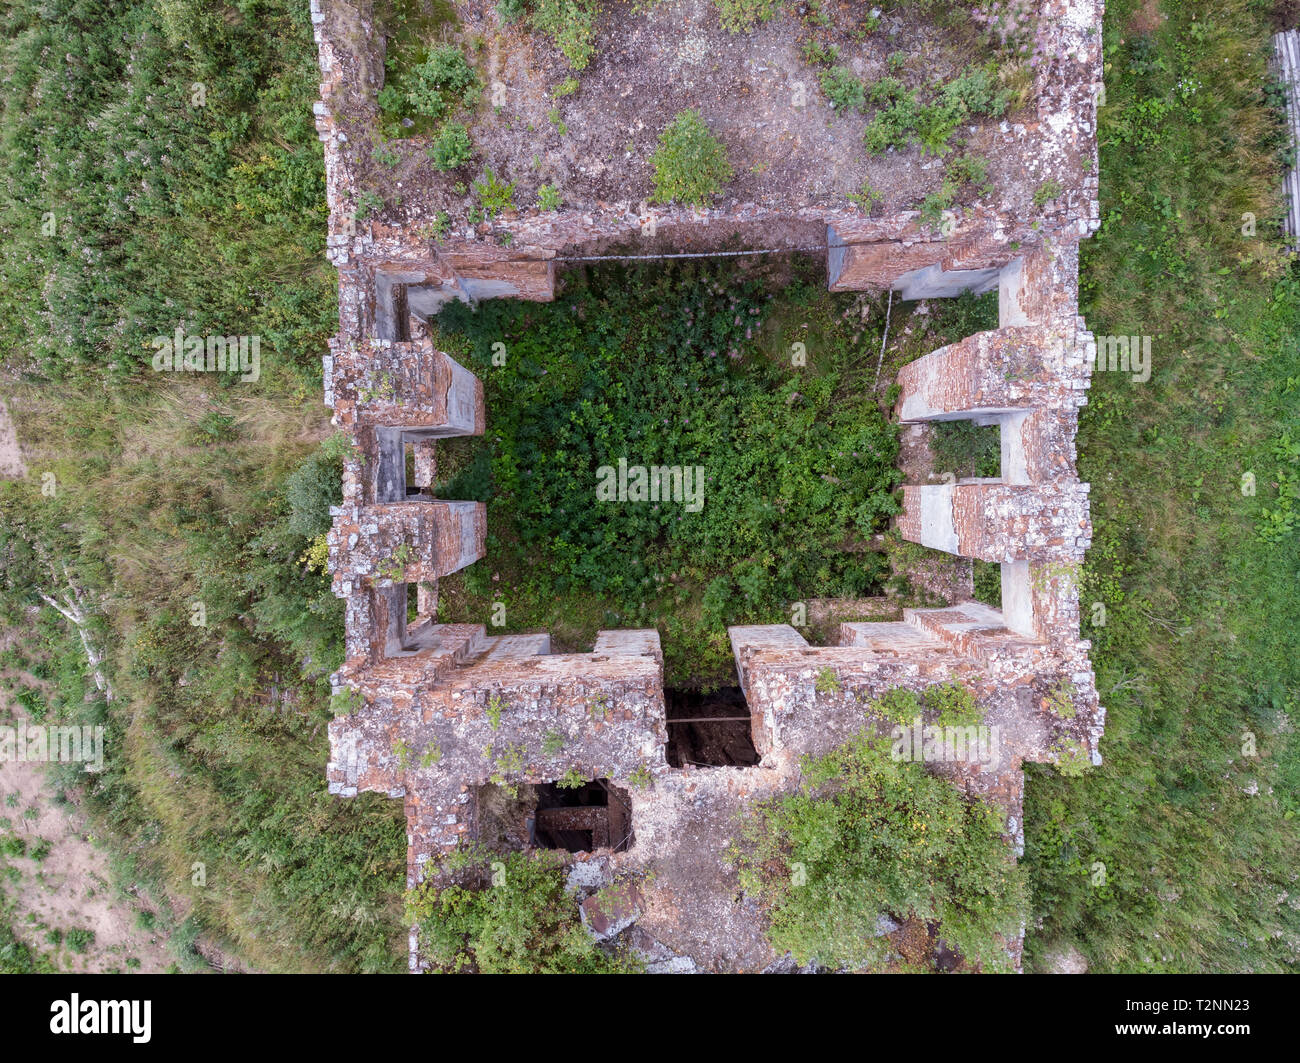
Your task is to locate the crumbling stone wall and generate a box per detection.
[310,0,1107,973]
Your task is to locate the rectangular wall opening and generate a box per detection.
[971,559,1003,608]
[665,687,759,768]
[404,442,418,496]
[930,420,1001,481]
[534,779,633,853]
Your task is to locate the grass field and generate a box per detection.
[1022,0,1300,972]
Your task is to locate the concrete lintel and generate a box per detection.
[893,262,1001,301]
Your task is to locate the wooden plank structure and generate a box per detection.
[1274,30,1300,247]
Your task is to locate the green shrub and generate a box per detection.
[497,0,527,23]
[931,419,1000,479]
[1033,177,1064,207]
[1,919,53,973]
[940,64,1011,119]
[429,121,473,171]
[285,447,343,538]
[403,45,480,118]
[354,189,385,221]
[820,66,866,111]
[948,154,993,196]
[924,681,982,728]
[474,168,517,217]
[864,65,1011,156]
[847,179,882,212]
[972,559,1002,607]
[872,687,921,726]
[869,76,907,105]
[14,686,47,722]
[532,0,599,70]
[65,928,95,955]
[650,110,733,206]
[731,729,1026,970]
[801,38,839,66]
[407,847,641,972]
[864,90,921,153]
[536,183,561,211]
[918,182,955,228]
[713,0,776,33]
[914,99,966,156]
[918,154,994,227]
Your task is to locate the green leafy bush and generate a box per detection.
[864,89,922,153]
[865,64,1012,156]
[536,183,561,211]
[406,847,640,972]
[801,38,839,66]
[931,419,1000,480]
[1033,177,1064,206]
[65,928,96,955]
[431,260,901,683]
[474,168,517,217]
[1,919,54,973]
[713,0,777,33]
[820,66,866,111]
[497,0,527,23]
[650,110,733,206]
[429,121,473,171]
[732,729,1026,971]
[403,45,480,119]
[918,154,993,227]
[285,447,343,538]
[532,0,600,70]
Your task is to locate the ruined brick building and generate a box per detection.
[311,0,1106,971]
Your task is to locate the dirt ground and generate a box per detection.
[0,670,173,972]
[0,397,24,479]
[357,0,1039,223]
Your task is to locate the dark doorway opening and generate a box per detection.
[665,687,759,768]
[530,779,633,853]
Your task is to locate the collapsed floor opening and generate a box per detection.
[665,686,759,768]
[473,779,633,854]
[532,779,633,853]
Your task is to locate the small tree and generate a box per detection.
[650,110,733,207]
[429,122,473,171]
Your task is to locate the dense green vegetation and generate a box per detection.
[1023,0,1300,972]
[930,419,1001,480]
[431,260,901,685]
[406,846,641,972]
[0,913,55,973]
[732,698,1026,972]
[0,0,405,972]
[376,0,479,145]
[0,0,334,389]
